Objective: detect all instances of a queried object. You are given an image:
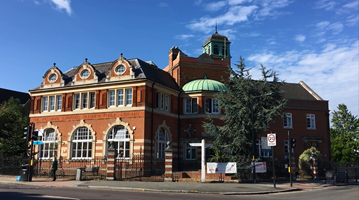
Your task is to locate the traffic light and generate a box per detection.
[291,138,296,148]
[24,125,32,141]
[32,130,39,140]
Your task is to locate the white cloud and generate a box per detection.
[227,0,248,5]
[187,5,257,33]
[313,0,336,11]
[204,1,227,12]
[327,22,344,34]
[346,14,359,26]
[174,34,195,40]
[253,0,292,19]
[159,3,168,7]
[343,1,359,9]
[247,40,359,116]
[294,34,306,42]
[50,0,72,16]
[315,21,343,36]
[194,0,203,6]
[33,0,40,5]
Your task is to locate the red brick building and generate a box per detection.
[28,31,330,178]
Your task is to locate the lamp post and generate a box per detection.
[250,92,272,183]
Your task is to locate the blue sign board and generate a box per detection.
[33,141,43,145]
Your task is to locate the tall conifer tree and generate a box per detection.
[203,57,287,177]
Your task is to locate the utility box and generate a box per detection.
[76,168,82,181]
[21,165,32,181]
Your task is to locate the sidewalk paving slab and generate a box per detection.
[1,175,354,195]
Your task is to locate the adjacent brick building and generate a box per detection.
[28,31,330,179]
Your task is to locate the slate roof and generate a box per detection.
[281,82,322,101]
[0,88,30,104]
[32,58,179,91]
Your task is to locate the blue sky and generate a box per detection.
[0,0,358,117]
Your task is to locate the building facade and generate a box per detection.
[28,31,330,178]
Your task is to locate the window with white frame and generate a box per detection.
[42,95,63,113]
[108,88,132,107]
[156,128,169,159]
[71,127,92,159]
[306,114,316,129]
[185,143,196,160]
[185,98,198,114]
[73,92,96,110]
[205,98,219,114]
[107,125,130,158]
[157,92,170,111]
[56,96,62,111]
[39,128,58,159]
[283,113,293,128]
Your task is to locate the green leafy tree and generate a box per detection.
[330,104,359,162]
[203,57,287,178]
[0,97,29,158]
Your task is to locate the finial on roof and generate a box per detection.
[120,53,123,58]
[85,58,88,63]
[215,22,218,34]
[53,63,56,67]
[204,73,207,79]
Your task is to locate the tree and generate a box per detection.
[298,147,322,178]
[330,104,359,162]
[203,56,287,178]
[0,97,29,158]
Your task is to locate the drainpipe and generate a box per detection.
[150,82,156,172]
[177,91,181,170]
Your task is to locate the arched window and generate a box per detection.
[39,128,58,159]
[71,127,92,159]
[213,45,219,55]
[156,128,169,159]
[107,125,130,158]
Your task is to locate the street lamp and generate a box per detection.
[250,92,272,183]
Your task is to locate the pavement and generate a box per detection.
[0,175,357,195]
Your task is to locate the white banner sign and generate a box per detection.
[253,162,267,173]
[207,162,237,174]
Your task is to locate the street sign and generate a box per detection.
[33,141,43,145]
[267,133,276,146]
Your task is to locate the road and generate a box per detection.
[0,183,358,200]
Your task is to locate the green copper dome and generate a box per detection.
[183,74,228,92]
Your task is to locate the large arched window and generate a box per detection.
[156,128,169,159]
[107,125,130,158]
[39,128,58,159]
[71,127,92,159]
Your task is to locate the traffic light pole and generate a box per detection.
[288,131,292,187]
[27,122,35,182]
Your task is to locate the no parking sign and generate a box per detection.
[267,133,276,146]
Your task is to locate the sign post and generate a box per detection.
[189,139,213,183]
[267,133,276,188]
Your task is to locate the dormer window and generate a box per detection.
[48,73,57,82]
[80,69,90,79]
[115,65,126,74]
